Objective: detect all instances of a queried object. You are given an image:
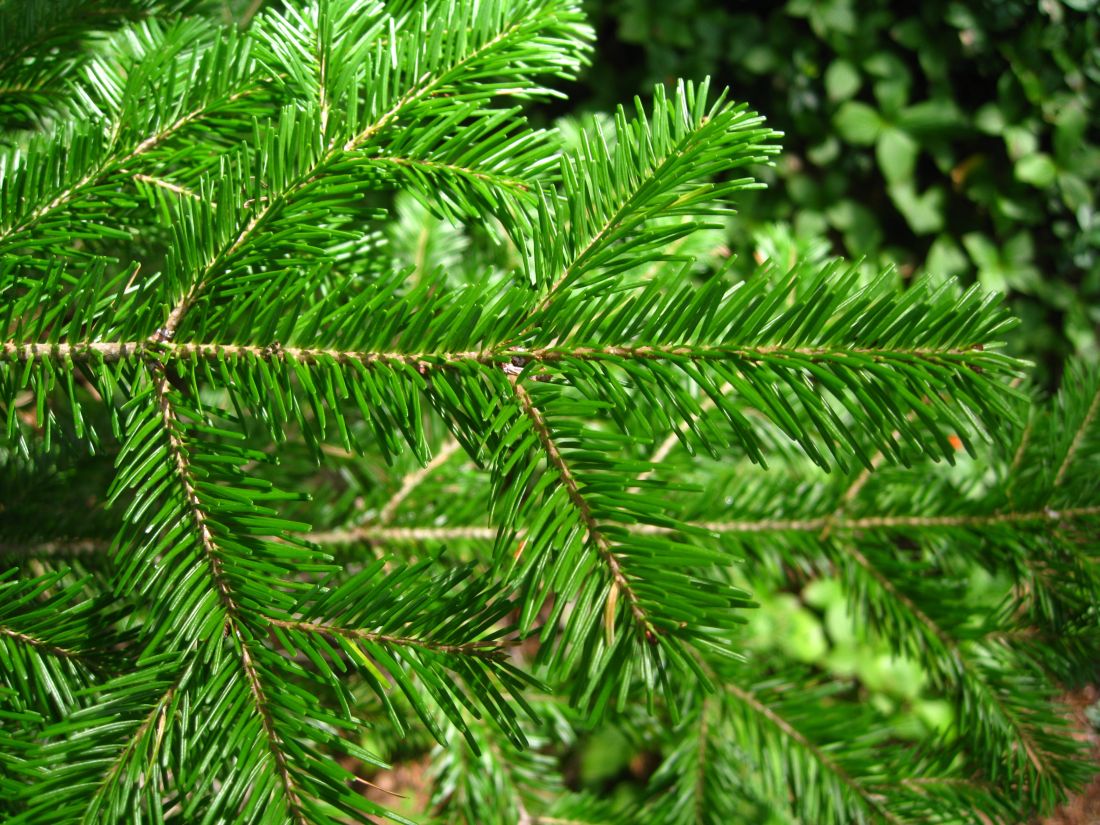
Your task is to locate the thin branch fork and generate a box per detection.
[377,438,463,525]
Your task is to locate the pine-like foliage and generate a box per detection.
[0,1,1097,823]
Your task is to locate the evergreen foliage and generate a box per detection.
[0,1,1097,822]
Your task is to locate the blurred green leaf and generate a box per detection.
[973,103,1006,135]
[1004,124,1039,160]
[1015,153,1058,188]
[833,100,881,145]
[824,59,860,102]
[888,182,945,234]
[895,99,966,136]
[926,234,970,278]
[1054,103,1088,165]
[826,198,882,253]
[876,128,918,185]
[1059,173,1093,211]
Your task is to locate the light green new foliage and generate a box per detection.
[0,1,1098,823]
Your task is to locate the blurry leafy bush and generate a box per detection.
[582,0,1100,372]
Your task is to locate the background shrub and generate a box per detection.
[576,0,1100,377]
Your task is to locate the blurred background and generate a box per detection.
[551,0,1100,386]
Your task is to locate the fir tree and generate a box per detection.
[0,1,1097,823]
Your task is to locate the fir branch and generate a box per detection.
[0,338,1000,366]
[234,637,308,823]
[158,0,590,338]
[307,505,1100,546]
[681,507,1100,533]
[1054,383,1100,487]
[265,615,510,658]
[0,22,262,255]
[132,172,201,201]
[0,625,82,660]
[5,653,191,824]
[0,569,111,718]
[340,26,512,153]
[836,544,1063,785]
[148,367,309,822]
[86,678,180,817]
[366,155,533,197]
[693,698,711,825]
[309,524,499,544]
[511,376,652,641]
[377,437,463,524]
[427,704,570,824]
[1010,415,1035,476]
[33,504,1095,561]
[281,558,537,750]
[2,2,1097,821]
[523,78,775,298]
[724,681,902,825]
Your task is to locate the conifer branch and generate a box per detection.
[0,339,996,367]
[377,438,463,524]
[511,377,654,640]
[132,173,201,201]
[149,368,308,823]
[158,3,575,339]
[662,507,1100,534]
[724,682,902,825]
[341,15,533,154]
[0,75,260,253]
[266,616,511,657]
[693,698,711,825]
[635,383,728,486]
[120,89,259,166]
[308,524,499,544]
[0,625,82,660]
[27,505,1094,563]
[527,83,770,310]
[151,372,235,611]
[842,548,1049,775]
[1009,417,1034,476]
[1,2,1095,820]
[308,505,1100,546]
[88,681,180,815]
[1054,384,1100,487]
[367,155,533,196]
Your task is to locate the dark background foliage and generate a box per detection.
[561,0,1100,382]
